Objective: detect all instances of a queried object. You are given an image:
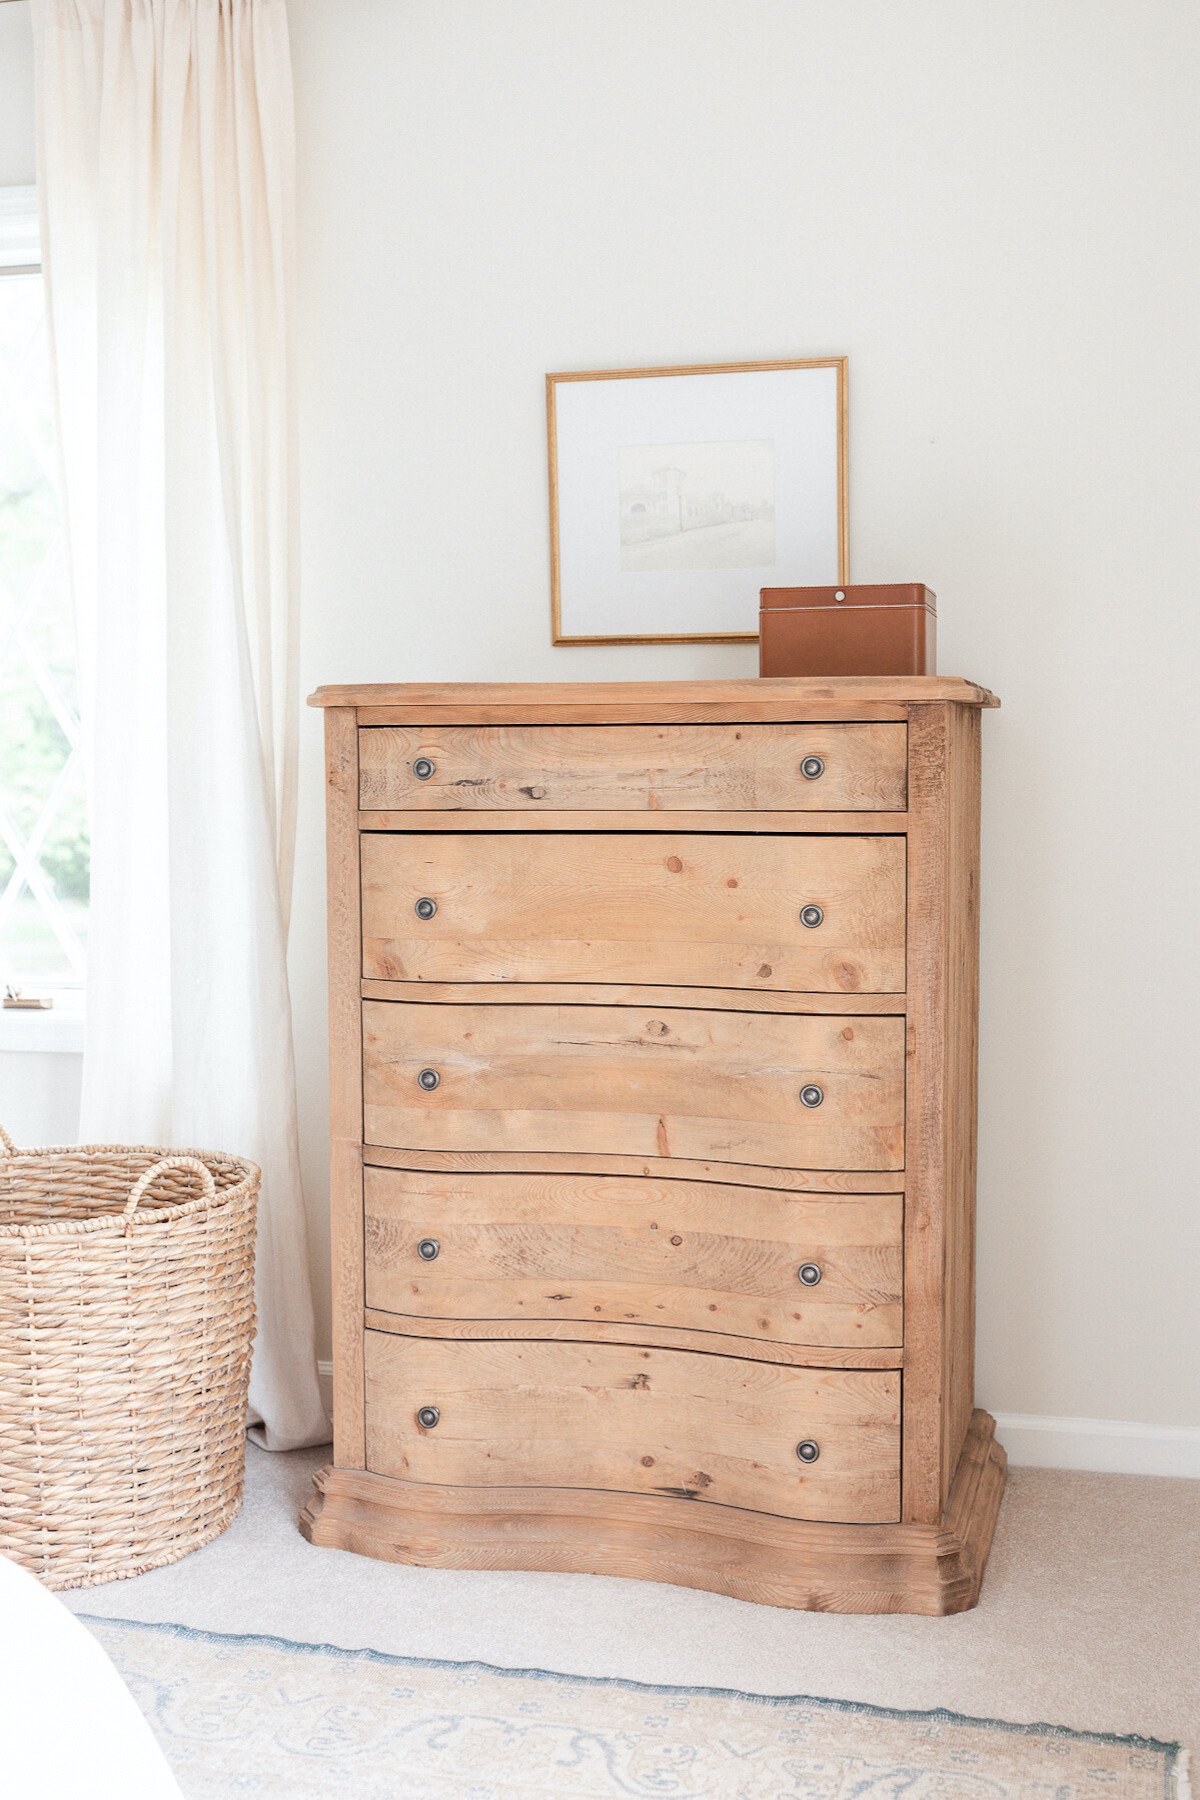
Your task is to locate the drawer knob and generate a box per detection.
[797,1262,822,1286]
[796,1439,820,1464]
[799,904,824,928]
[417,1238,440,1261]
[417,1067,441,1091]
[412,756,436,780]
[799,1084,824,1108]
[414,897,438,920]
[416,1405,440,1429]
[800,755,825,780]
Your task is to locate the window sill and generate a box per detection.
[0,1004,85,1055]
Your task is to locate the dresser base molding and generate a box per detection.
[300,1408,1006,1616]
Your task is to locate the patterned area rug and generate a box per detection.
[85,1615,1189,1800]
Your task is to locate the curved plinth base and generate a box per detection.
[301,1408,1005,1616]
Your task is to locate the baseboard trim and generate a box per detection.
[993,1412,1200,1479]
[317,1360,1197,1481]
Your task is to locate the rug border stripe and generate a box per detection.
[80,1609,1187,1792]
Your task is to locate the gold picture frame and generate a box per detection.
[547,357,848,646]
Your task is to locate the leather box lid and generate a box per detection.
[760,583,936,613]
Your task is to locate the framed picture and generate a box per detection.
[547,357,847,646]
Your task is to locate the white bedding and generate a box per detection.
[0,1556,181,1800]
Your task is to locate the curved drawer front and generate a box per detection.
[365,1331,901,1524]
[358,722,907,812]
[362,833,905,994]
[362,1001,905,1171]
[364,1169,903,1349]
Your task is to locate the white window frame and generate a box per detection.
[0,186,39,274]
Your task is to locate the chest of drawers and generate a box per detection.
[302,677,1006,1613]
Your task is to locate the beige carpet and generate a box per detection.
[70,1444,1199,1772]
[84,1613,1189,1798]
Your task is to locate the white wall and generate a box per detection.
[287,0,1200,1442]
[3,1,1197,1457]
[0,1046,81,1148]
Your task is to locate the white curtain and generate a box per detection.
[33,0,328,1451]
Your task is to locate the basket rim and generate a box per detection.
[0,1142,261,1241]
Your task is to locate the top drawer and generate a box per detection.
[358,723,907,812]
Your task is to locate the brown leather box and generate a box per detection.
[759,584,936,677]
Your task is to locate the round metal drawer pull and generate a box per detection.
[414,897,438,920]
[412,757,436,780]
[800,755,825,780]
[799,1084,824,1108]
[796,1439,820,1464]
[417,1238,440,1261]
[417,1406,440,1429]
[797,1263,822,1286]
[417,1067,441,1091]
[799,904,824,928]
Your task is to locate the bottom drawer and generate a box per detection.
[365,1331,900,1524]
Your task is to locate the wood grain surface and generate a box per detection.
[360,980,908,1016]
[362,1001,906,1170]
[363,1167,903,1348]
[310,678,1003,1612]
[357,810,911,836]
[901,702,984,1519]
[939,704,983,1503]
[307,675,999,715]
[358,723,907,812]
[362,1308,904,1370]
[362,1143,906,1195]
[304,1410,1004,1615]
[323,708,366,1466]
[364,1332,902,1524]
[361,832,906,993]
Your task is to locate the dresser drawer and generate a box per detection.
[362,832,905,994]
[362,1001,905,1170]
[365,1169,903,1348]
[358,723,907,812]
[365,1332,901,1523]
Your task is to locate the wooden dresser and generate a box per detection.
[302,677,1006,1614]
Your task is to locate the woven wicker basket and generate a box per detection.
[0,1127,259,1590]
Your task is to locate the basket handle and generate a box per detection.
[0,1125,15,1155]
[124,1156,216,1227]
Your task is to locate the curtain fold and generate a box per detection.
[33,0,328,1451]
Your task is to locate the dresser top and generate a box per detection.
[309,676,999,721]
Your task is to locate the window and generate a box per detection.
[0,188,88,995]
